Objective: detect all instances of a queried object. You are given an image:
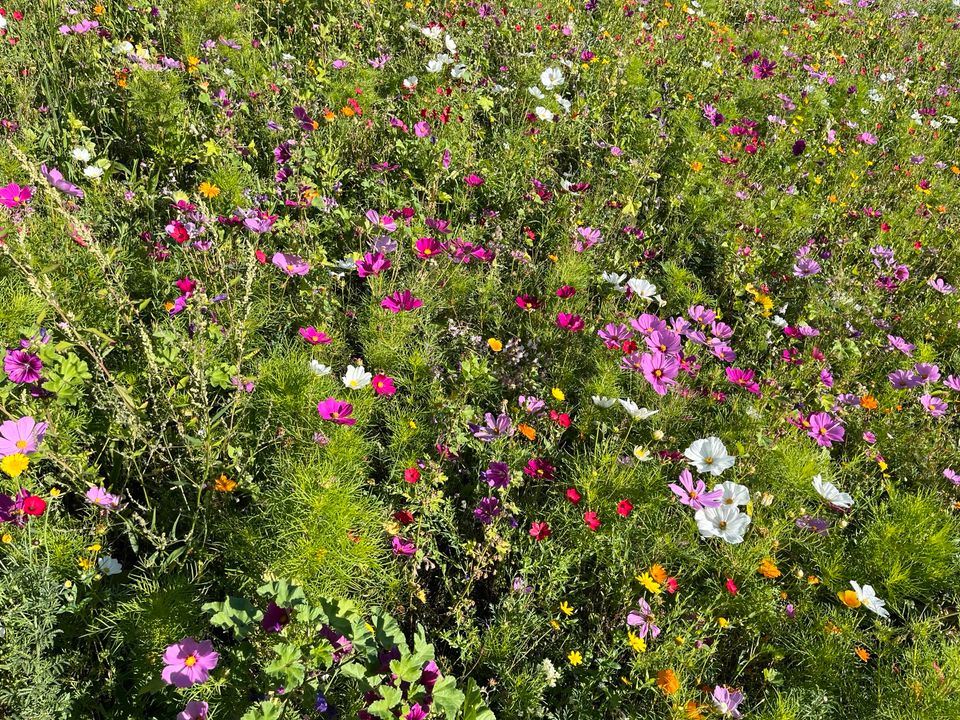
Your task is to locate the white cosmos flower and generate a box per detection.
[309,360,331,376]
[444,34,457,53]
[555,95,571,113]
[342,364,372,390]
[534,106,555,122]
[402,76,418,91]
[0,14,6,30]
[421,26,442,40]
[850,581,890,619]
[98,557,123,575]
[426,59,445,73]
[618,398,658,420]
[451,64,468,79]
[632,446,653,462]
[602,271,628,288]
[695,505,751,544]
[72,147,92,162]
[528,86,545,99]
[812,475,853,510]
[591,395,617,408]
[627,277,658,301]
[713,481,751,508]
[684,436,736,476]
[83,165,104,179]
[539,67,564,90]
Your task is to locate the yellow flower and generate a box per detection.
[636,571,662,594]
[838,590,861,609]
[717,617,729,629]
[87,544,102,553]
[199,181,221,199]
[408,420,417,429]
[551,387,565,401]
[214,474,237,492]
[50,488,61,497]
[78,557,94,571]
[1,533,12,544]
[559,601,574,616]
[627,631,646,652]
[567,650,583,666]
[690,161,703,172]
[1,453,29,478]
[549,619,561,631]
[93,4,105,14]
[487,338,503,352]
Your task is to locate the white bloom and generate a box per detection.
[713,481,751,508]
[684,437,736,476]
[812,475,853,510]
[528,86,545,99]
[451,63,468,79]
[540,67,564,90]
[98,557,123,576]
[342,364,372,390]
[113,41,134,54]
[426,59,445,73]
[554,94,571,113]
[421,26,443,40]
[72,147,92,162]
[282,53,295,61]
[444,34,457,53]
[0,14,6,30]
[402,76,418,91]
[591,395,617,408]
[534,106,555,122]
[627,277,658,301]
[633,446,653,462]
[83,165,104,179]
[601,271,628,288]
[309,360,331,376]
[850,581,890,619]
[542,658,559,688]
[618,398,658,420]
[695,505,752,544]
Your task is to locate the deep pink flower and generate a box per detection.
[583,510,601,531]
[463,174,485,186]
[807,412,844,447]
[414,237,445,259]
[725,367,761,395]
[381,290,423,313]
[0,182,32,208]
[640,352,679,395]
[392,536,417,555]
[317,398,356,425]
[556,312,584,332]
[372,374,396,396]
[669,469,723,509]
[529,521,550,540]
[4,350,42,384]
[161,637,218,688]
[356,252,391,278]
[298,327,332,345]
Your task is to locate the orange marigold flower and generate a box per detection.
[214,474,237,492]
[649,563,668,584]
[656,668,679,695]
[859,394,878,410]
[759,558,782,578]
[517,424,536,441]
[838,590,861,609]
[855,647,871,662]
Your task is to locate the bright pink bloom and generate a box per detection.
[583,510,601,531]
[725,367,761,395]
[414,237,445,259]
[372,374,396,396]
[272,252,310,276]
[161,637,218,688]
[317,398,356,425]
[0,416,48,456]
[556,312,584,332]
[298,327,332,345]
[669,469,723,509]
[381,290,423,313]
[640,352,679,395]
[0,182,32,208]
[807,412,844,447]
[356,252,391,278]
[529,521,551,540]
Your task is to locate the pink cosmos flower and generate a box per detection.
[0,182,32,208]
[317,398,356,425]
[85,486,121,509]
[529,521,550,541]
[725,367,761,395]
[372,374,396,396]
[556,312,584,332]
[640,351,679,395]
[356,252,391,278]
[364,209,397,233]
[807,412,844,447]
[4,350,43,384]
[178,701,209,720]
[161,637,218,688]
[298,327,332,345]
[381,290,423,313]
[0,416,48,456]
[669,469,723,509]
[463,174,485,186]
[583,510,601,531]
[415,237,445,259]
[627,597,660,638]
[392,536,417,555]
[645,330,681,356]
[272,252,310,276]
[920,394,948,417]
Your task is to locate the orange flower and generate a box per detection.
[684,700,703,719]
[855,647,871,662]
[214,474,237,492]
[649,563,667,584]
[859,394,878,410]
[758,558,782,578]
[517,424,536,441]
[656,668,679,695]
[838,590,861,609]
[341,106,355,117]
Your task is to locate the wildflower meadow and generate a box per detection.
[2,0,960,718]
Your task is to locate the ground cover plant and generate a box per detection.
[1,0,960,718]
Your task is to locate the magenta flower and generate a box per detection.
[463,174,485,187]
[0,416,48,456]
[640,351,679,395]
[807,412,844,447]
[626,597,660,638]
[4,350,43,384]
[406,703,428,720]
[920,394,948,417]
[0,183,32,208]
[392,536,417,555]
[298,327,332,345]
[414,237,445,259]
[523,458,556,481]
[556,312,584,332]
[645,330,681,356]
[381,290,423,313]
[372,374,396,396]
[85,486,121,509]
[40,165,84,199]
[272,252,310,276]
[317,398,356,425]
[177,701,209,720]
[261,602,292,633]
[669,469,723,509]
[356,252,391,278]
[725,367,761,395]
[161,637,218,688]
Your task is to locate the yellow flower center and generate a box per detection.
[15,440,28,449]
[184,655,197,667]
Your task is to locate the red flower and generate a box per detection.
[665,577,679,594]
[404,467,421,484]
[616,499,634,517]
[393,510,415,526]
[22,495,46,516]
[725,578,738,595]
[583,511,601,531]
[255,249,267,264]
[529,521,551,541]
[566,487,582,504]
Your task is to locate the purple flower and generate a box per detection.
[85,487,121,509]
[796,515,831,534]
[920,394,948,417]
[272,252,310,276]
[669,469,723,510]
[712,686,744,718]
[645,330,682,356]
[626,597,660,639]
[946,376,960,392]
[381,290,423,313]
[40,165,84,198]
[392,536,416,556]
[261,602,292,633]
[161,638,218,688]
[474,496,501,524]
[598,323,632,348]
[483,461,510,488]
[944,468,960,486]
[913,363,940,384]
[886,335,914,356]
[640,351,679,395]
[793,258,821,278]
[889,369,921,390]
[4,350,43,384]
[356,252,391,278]
[317,398,356,426]
[807,412,844,447]
[469,412,513,442]
[0,416,48,456]
[177,701,209,720]
[406,704,428,720]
